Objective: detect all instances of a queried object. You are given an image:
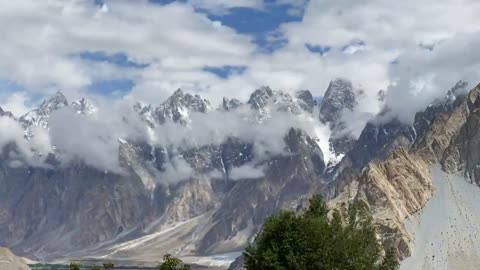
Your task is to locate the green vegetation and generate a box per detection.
[158,254,191,270]
[69,263,114,270]
[102,263,115,270]
[31,265,156,270]
[31,254,192,270]
[244,195,400,270]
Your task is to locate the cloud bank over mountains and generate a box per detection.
[0,88,332,183]
[0,0,480,154]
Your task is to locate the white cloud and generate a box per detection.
[0,116,46,166]
[275,0,480,125]
[383,33,480,123]
[159,154,195,183]
[229,164,265,180]
[0,0,254,100]
[0,0,480,143]
[47,100,150,173]
[0,92,34,117]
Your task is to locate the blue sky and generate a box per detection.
[83,0,308,94]
[1,0,480,123]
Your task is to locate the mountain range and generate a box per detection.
[1,78,479,269]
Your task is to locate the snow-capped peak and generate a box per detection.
[134,102,156,127]
[0,107,14,119]
[72,98,98,115]
[221,97,242,111]
[246,87,316,123]
[247,86,274,110]
[19,91,68,129]
[155,89,211,125]
[295,90,316,113]
[319,78,357,124]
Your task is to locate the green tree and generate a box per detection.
[159,254,191,270]
[244,196,399,270]
[69,263,80,270]
[91,266,102,270]
[380,248,400,270]
[102,263,115,270]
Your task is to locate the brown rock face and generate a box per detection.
[440,86,480,183]
[356,149,433,259]
[331,84,480,260]
[415,86,479,163]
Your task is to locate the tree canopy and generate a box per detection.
[159,254,191,270]
[243,195,399,270]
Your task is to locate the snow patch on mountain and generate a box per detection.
[72,98,98,115]
[20,91,68,129]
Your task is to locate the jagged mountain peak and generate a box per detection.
[295,90,316,113]
[72,98,97,115]
[19,91,68,129]
[0,107,14,118]
[155,89,211,124]
[164,88,211,110]
[40,91,68,109]
[134,102,156,126]
[222,97,242,111]
[248,86,274,109]
[319,79,358,156]
[172,88,184,96]
[319,78,357,124]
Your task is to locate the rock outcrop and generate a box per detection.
[0,247,30,270]
[332,83,480,260]
[331,148,434,259]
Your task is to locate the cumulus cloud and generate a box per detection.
[0,0,254,100]
[158,154,195,183]
[48,100,150,173]
[1,0,480,167]
[278,0,480,126]
[152,105,330,161]
[0,116,47,167]
[383,33,480,123]
[15,91,331,179]
[0,92,34,117]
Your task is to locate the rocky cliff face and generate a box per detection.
[331,149,434,259]
[3,80,480,269]
[0,86,329,263]
[318,79,362,157]
[319,78,357,124]
[330,83,480,261]
[155,89,211,125]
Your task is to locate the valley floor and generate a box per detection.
[401,166,480,270]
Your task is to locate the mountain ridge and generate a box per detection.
[1,80,478,269]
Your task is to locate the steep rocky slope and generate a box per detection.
[331,83,480,261]
[0,85,330,263]
[400,167,480,270]
[3,79,480,269]
[330,148,434,259]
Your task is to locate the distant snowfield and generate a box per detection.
[401,166,480,270]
